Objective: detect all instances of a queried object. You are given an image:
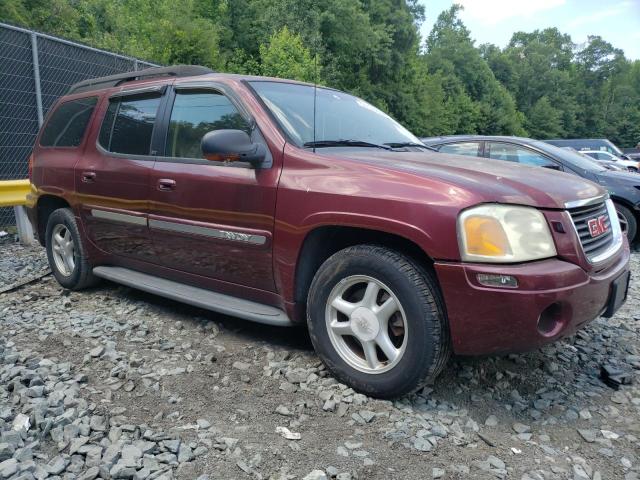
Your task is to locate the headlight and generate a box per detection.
[458,204,557,263]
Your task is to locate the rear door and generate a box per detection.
[147,83,280,292]
[75,86,165,262]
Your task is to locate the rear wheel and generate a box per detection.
[307,245,450,398]
[614,203,637,244]
[45,208,98,290]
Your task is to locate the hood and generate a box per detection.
[337,150,604,209]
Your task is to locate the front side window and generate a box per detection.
[40,97,97,147]
[249,81,420,147]
[487,142,557,168]
[438,142,481,157]
[164,91,250,159]
[99,95,161,155]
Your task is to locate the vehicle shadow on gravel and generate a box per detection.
[115,283,316,352]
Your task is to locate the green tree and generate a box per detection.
[2,0,640,146]
[424,5,525,135]
[525,96,565,138]
[259,27,317,82]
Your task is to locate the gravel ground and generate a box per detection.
[0,237,638,480]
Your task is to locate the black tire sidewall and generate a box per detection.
[45,208,87,289]
[307,247,443,398]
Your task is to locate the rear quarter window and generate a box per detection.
[40,96,98,147]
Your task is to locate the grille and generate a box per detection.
[568,201,614,261]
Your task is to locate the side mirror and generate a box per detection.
[201,129,266,167]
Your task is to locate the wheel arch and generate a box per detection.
[293,225,436,315]
[36,195,71,246]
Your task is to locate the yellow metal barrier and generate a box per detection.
[0,179,31,208]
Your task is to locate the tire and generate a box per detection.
[615,203,637,244]
[45,208,98,290]
[307,245,450,399]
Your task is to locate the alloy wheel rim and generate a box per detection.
[325,275,408,374]
[51,224,75,276]
[617,211,629,234]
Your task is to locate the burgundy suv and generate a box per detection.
[26,66,631,398]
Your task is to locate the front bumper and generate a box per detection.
[435,246,631,356]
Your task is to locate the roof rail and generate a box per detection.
[67,65,214,95]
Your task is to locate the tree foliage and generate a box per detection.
[1,0,639,146]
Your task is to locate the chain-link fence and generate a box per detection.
[0,22,157,227]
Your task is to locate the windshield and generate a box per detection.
[249,81,420,147]
[532,141,607,173]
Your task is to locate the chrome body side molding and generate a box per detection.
[148,219,267,245]
[90,209,147,226]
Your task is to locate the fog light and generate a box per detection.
[477,273,518,288]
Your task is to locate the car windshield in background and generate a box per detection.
[532,141,607,173]
[249,81,420,148]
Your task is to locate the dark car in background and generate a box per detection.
[421,135,640,244]
[623,147,640,161]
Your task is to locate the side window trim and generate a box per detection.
[96,87,166,160]
[478,141,486,157]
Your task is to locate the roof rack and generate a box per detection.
[67,65,214,95]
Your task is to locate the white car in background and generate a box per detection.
[582,150,640,172]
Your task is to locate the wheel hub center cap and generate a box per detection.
[350,307,380,342]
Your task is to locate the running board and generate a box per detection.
[92,266,293,327]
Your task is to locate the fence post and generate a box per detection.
[16,32,42,245]
[31,32,43,127]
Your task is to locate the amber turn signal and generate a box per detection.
[463,216,511,257]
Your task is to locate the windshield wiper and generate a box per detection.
[384,142,438,152]
[303,140,392,150]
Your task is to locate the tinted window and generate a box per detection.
[99,95,161,155]
[165,91,250,159]
[438,142,481,157]
[487,142,557,167]
[40,97,97,147]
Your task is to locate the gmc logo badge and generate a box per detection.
[588,215,609,237]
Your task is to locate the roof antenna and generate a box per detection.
[312,44,318,153]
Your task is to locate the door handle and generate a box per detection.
[81,171,96,183]
[157,178,176,191]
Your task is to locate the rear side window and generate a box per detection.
[40,97,97,147]
[99,95,161,155]
[438,142,481,157]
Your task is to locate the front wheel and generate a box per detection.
[307,245,450,398]
[615,203,637,244]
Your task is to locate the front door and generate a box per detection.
[76,87,164,261]
[147,85,280,292]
